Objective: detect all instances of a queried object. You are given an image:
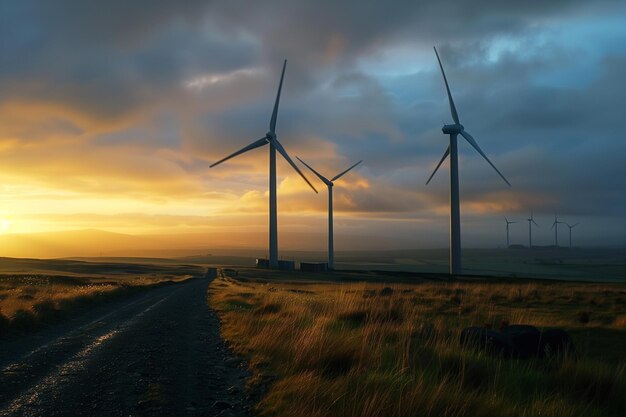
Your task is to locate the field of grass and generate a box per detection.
[210,273,626,417]
[0,258,200,336]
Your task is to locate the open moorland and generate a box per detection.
[2,256,625,416]
[211,268,626,417]
[0,258,254,416]
[0,257,203,335]
[108,247,625,282]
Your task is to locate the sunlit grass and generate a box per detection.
[210,276,626,417]
[0,274,192,334]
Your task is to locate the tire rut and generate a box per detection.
[0,277,253,417]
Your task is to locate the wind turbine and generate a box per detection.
[426,47,511,275]
[504,216,517,248]
[565,222,579,248]
[527,211,539,248]
[297,157,363,270]
[551,214,565,247]
[210,60,318,268]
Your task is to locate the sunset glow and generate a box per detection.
[1,2,625,258]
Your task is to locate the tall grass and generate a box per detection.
[210,277,626,417]
[0,274,191,335]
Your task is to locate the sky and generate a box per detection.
[1,0,626,256]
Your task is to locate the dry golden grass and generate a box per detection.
[210,275,626,417]
[0,274,192,333]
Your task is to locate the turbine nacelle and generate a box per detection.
[442,123,464,135]
[265,131,275,141]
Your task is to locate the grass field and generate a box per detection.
[0,258,202,335]
[210,271,626,417]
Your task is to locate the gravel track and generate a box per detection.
[0,277,252,417]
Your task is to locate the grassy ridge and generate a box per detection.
[210,276,626,417]
[0,273,193,335]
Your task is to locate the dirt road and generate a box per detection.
[0,277,252,417]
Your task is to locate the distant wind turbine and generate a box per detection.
[504,216,517,248]
[426,47,511,275]
[297,157,362,270]
[210,60,318,268]
[551,214,565,247]
[565,222,579,248]
[527,211,539,248]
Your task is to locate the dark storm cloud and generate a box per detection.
[1,0,625,245]
[0,0,256,123]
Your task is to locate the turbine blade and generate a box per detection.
[504,216,509,223]
[331,160,363,182]
[426,146,450,185]
[460,130,511,186]
[269,59,287,134]
[273,139,318,193]
[532,220,539,227]
[572,223,579,228]
[296,157,331,186]
[210,137,268,168]
[434,47,460,124]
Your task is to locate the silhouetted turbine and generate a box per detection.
[565,222,579,248]
[426,47,511,275]
[297,157,362,270]
[551,214,565,247]
[527,210,539,248]
[504,216,518,248]
[210,60,317,268]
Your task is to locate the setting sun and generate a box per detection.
[0,213,11,233]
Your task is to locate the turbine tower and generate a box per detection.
[297,157,363,270]
[527,211,539,248]
[565,222,579,248]
[210,60,317,268]
[426,47,511,275]
[551,214,565,247]
[504,216,517,248]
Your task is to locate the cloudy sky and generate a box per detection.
[1,0,625,255]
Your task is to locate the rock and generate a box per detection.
[460,327,513,357]
[539,328,576,358]
[500,325,541,359]
[461,325,576,360]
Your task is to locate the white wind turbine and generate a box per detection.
[297,157,362,270]
[527,211,539,248]
[426,47,511,275]
[210,60,318,268]
[504,216,517,248]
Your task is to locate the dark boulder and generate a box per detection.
[460,325,575,360]
[500,325,541,359]
[460,327,513,357]
[539,328,576,358]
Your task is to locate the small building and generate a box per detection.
[256,258,270,269]
[257,259,296,270]
[300,262,328,272]
[278,260,296,271]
